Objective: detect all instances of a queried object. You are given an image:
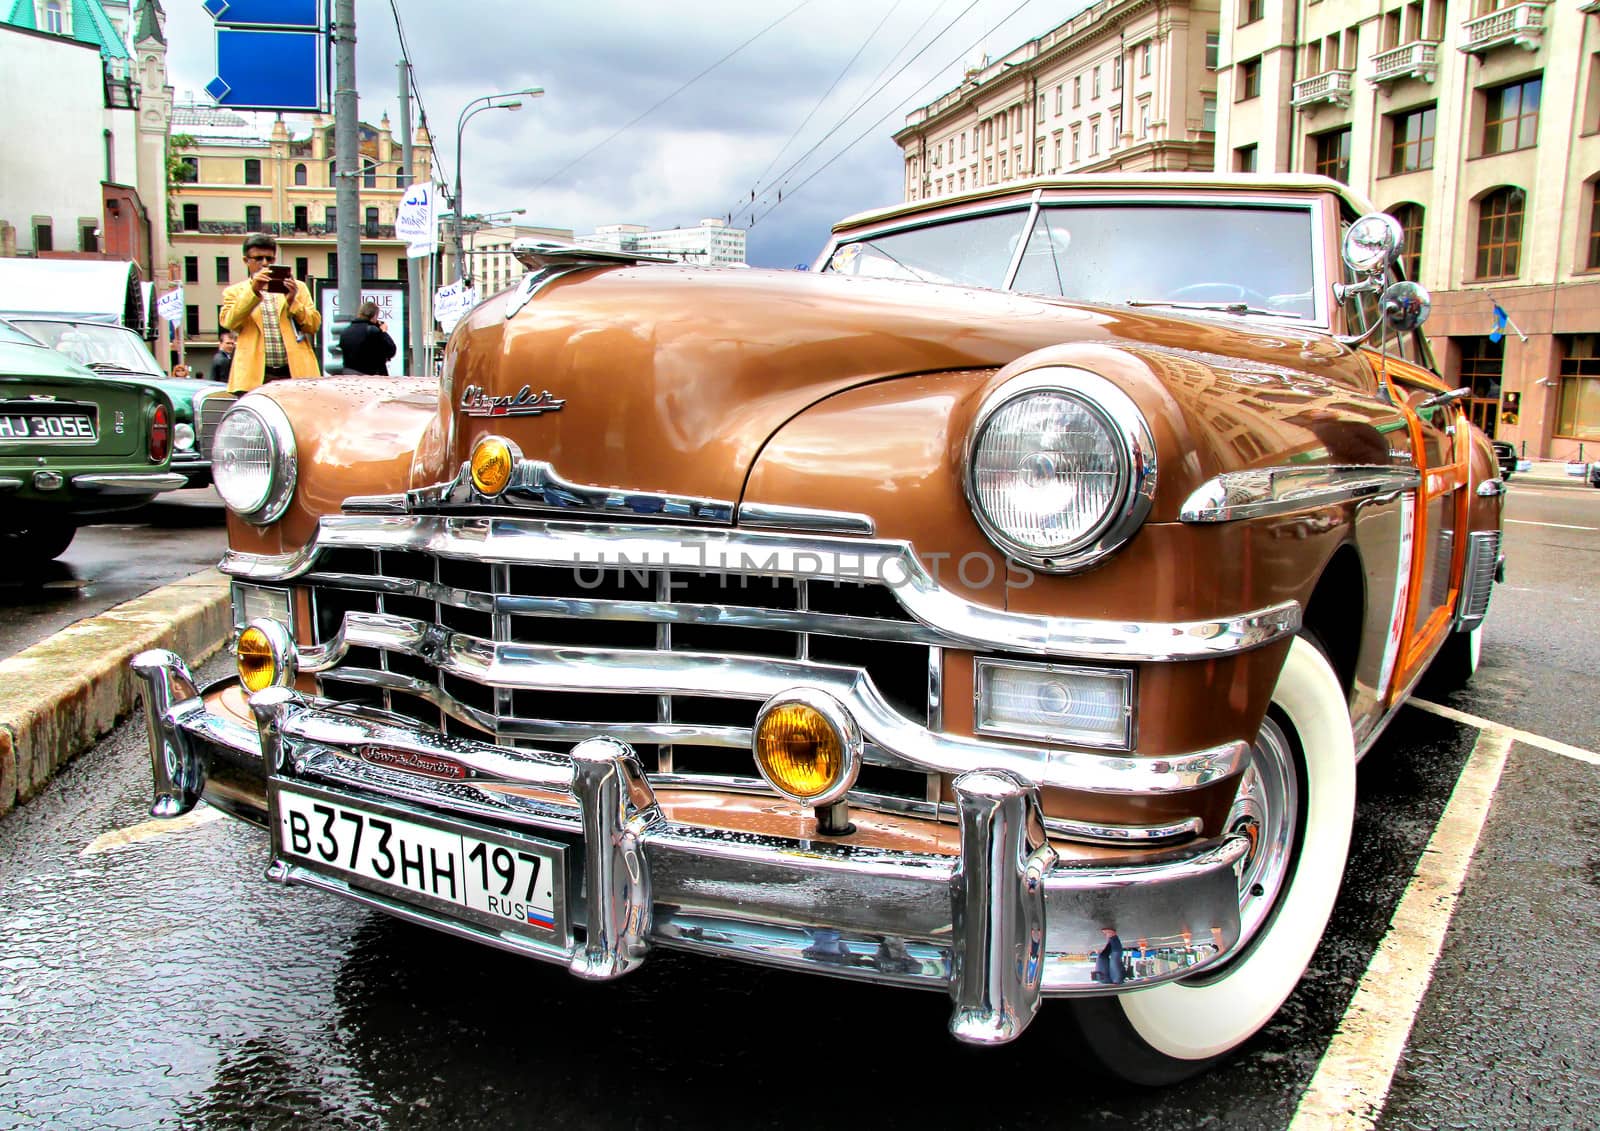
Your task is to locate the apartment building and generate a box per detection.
[167,103,432,370]
[1215,0,1600,458]
[895,0,1222,201]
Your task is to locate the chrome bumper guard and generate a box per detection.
[133,649,1249,1046]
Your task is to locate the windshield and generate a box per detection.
[8,319,164,376]
[826,202,1319,320]
[0,320,45,348]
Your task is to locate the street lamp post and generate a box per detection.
[454,88,543,287]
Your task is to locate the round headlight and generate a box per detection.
[752,690,861,806]
[174,422,196,452]
[212,398,297,523]
[966,369,1156,572]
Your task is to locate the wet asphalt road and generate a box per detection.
[0,484,1596,1129]
[0,489,226,657]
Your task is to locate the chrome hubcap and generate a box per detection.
[1227,715,1298,951]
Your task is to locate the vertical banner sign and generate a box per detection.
[434,280,477,336]
[155,287,185,331]
[396,183,439,259]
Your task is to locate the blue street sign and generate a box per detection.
[206,28,324,112]
[203,0,320,29]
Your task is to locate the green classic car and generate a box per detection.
[6,317,225,488]
[0,319,185,562]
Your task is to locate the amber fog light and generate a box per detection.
[236,618,296,693]
[753,690,861,806]
[469,435,519,496]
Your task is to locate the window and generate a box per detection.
[1206,32,1220,71]
[1389,105,1436,174]
[293,163,307,186]
[327,160,337,186]
[397,258,408,284]
[1475,186,1525,279]
[1093,66,1101,98]
[363,160,377,189]
[1589,183,1600,270]
[44,1,62,33]
[32,220,52,251]
[326,252,338,278]
[184,256,199,284]
[325,206,337,228]
[1113,54,1123,90]
[181,203,198,231]
[1243,0,1264,23]
[1089,118,1100,156]
[243,158,261,185]
[176,156,198,184]
[361,253,378,281]
[1390,202,1425,280]
[1141,43,1152,77]
[365,206,380,236]
[1314,127,1352,183]
[1053,136,1062,169]
[1459,338,1505,436]
[999,112,1007,139]
[1235,144,1258,173]
[1071,127,1081,162]
[295,257,309,280]
[1000,154,1008,179]
[1557,336,1600,439]
[1202,96,1216,133]
[79,224,98,253]
[294,205,308,231]
[1239,58,1261,100]
[1483,76,1541,155]
[1073,76,1082,106]
[245,205,262,229]
[185,305,200,336]
[1037,94,1045,119]
[215,256,229,284]
[1055,85,1063,114]
[1110,110,1121,148]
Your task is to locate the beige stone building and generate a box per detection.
[167,103,432,370]
[895,0,1222,202]
[1214,0,1600,459]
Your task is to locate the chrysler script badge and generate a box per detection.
[460,384,566,418]
[359,745,470,781]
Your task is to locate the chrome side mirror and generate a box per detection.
[1381,280,1430,333]
[1342,213,1404,276]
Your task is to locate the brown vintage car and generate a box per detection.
[135,174,1504,1083]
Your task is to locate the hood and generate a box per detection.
[445,265,1371,504]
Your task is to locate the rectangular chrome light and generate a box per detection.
[231,582,293,632]
[974,658,1134,750]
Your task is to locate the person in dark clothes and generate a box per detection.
[1093,927,1126,985]
[338,301,398,375]
[209,330,237,382]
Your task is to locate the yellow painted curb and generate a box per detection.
[0,568,231,818]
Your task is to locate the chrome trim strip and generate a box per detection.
[71,472,187,492]
[341,493,409,515]
[1476,478,1505,497]
[1454,529,1501,632]
[300,610,1251,794]
[736,502,875,536]
[220,516,1302,662]
[0,477,23,491]
[407,460,736,524]
[1179,465,1422,523]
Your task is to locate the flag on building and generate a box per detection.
[1487,301,1527,344]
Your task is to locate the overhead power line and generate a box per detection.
[388,0,453,197]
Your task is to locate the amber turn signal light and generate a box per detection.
[753,691,861,806]
[469,436,517,496]
[236,619,296,694]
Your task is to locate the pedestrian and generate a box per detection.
[337,301,398,376]
[171,363,192,379]
[216,233,322,393]
[210,330,237,383]
[1093,927,1126,985]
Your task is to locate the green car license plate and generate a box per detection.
[0,405,97,443]
[269,780,570,948]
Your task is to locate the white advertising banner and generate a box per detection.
[319,288,406,375]
[434,279,477,335]
[155,287,185,326]
[396,182,439,259]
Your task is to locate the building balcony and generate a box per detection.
[179,220,399,240]
[1290,70,1355,108]
[1460,3,1546,53]
[1369,40,1440,86]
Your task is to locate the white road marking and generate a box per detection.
[1288,727,1514,1131]
[1505,519,1598,532]
[1410,699,1600,766]
[81,804,222,855]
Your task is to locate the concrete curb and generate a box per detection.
[0,568,231,818]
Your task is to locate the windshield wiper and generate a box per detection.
[81,360,137,371]
[1126,299,1301,319]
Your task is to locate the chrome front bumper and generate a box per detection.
[133,648,1249,1046]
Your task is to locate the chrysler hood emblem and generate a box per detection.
[460,384,566,418]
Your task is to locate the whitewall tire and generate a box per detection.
[1071,637,1356,1083]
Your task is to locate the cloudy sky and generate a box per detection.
[160,0,1079,268]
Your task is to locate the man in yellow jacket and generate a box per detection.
[218,233,323,393]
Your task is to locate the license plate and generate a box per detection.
[0,409,97,443]
[269,781,568,946]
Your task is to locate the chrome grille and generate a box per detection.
[304,544,937,799]
[196,389,238,461]
[1456,529,1501,629]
